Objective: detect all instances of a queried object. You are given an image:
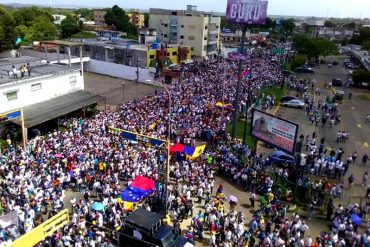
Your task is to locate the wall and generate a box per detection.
[85,59,154,83]
[0,71,84,113]
[146,46,191,67]
[179,15,208,57]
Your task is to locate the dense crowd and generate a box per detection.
[0,48,368,247]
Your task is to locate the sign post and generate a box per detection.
[227,0,268,139]
[0,109,26,151]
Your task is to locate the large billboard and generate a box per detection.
[251,109,298,154]
[226,0,268,24]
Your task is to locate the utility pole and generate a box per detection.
[231,25,247,139]
[136,57,140,99]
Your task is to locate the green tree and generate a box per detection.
[0,10,17,51]
[291,54,306,70]
[352,70,370,85]
[293,35,338,62]
[344,22,356,30]
[281,18,295,35]
[144,13,149,28]
[13,7,54,27]
[324,20,336,28]
[220,16,238,32]
[60,15,81,38]
[350,27,370,44]
[75,8,93,20]
[362,40,370,50]
[105,5,136,34]
[29,16,57,41]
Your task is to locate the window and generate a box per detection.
[191,47,194,51]
[180,35,184,39]
[167,53,170,56]
[172,51,177,56]
[205,26,208,29]
[69,76,77,87]
[164,34,167,38]
[164,24,168,27]
[181,25,184,28]
[188,36,195,40]
[31,83,42,91]
[6,91,17,101]
[149,54,155,59]
[204,37,207,40]
[189,25,195,30]
[204,45,207,51]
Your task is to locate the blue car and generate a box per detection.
[265,150,295,166]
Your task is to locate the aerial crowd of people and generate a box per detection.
[0,47,369,247]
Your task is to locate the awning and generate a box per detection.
[22,90,104,128]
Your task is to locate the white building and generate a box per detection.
[0,55,103,135]
[52,15,67,25]
[149,5,221,57]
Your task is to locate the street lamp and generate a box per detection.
[147,79,171,215]
[121,81,125,102]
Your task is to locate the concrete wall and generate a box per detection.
[85,59,154,83]
[20,49,72,61]
[0,71,84,113]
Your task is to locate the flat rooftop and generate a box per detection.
[0,56,77,86]
[71,38,187,52]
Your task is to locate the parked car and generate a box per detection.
[332,78,343,87]
[265,150,295,166]
[280,95,298,102]
[332,60,338,65]
[295,66,314,73]
[281,99,305,108]
[346,63,356,69]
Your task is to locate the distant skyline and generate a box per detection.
[0,0,369,19]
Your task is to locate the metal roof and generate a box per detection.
[22,90,104,128]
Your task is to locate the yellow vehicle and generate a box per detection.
[335,90,345,103]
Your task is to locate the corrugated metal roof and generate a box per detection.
[22,90,105,128]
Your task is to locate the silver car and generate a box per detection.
[281,99,305,108]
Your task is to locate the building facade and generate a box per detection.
[94,10,107,26]
[149,5,221,57]
[127,10,145,29]
[70,39,191,68]
[0,58,84,113]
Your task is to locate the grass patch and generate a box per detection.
[226,119,255,149]
[357,94,370,101]
[260,86,286,102]
[71,32,96,39]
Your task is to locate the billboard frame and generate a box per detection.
[225,0,268,25]
[250,109,299,154]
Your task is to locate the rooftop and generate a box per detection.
[0,56,78,86]
[71,38,186,52]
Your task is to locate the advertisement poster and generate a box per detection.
[226,0,268,24]
[251,109,298,154]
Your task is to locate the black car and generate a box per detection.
[332,60,338,65]
[332,78,343,87]
[280,95,298,102]
[295,66,314,73]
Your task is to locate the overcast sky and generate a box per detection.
[0,0,369,18]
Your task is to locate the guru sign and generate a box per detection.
[226,0,268,25]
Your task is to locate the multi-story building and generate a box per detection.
[94,10,107,26]
[69,38,191,68]
[127,10,145,29]
[149,5,221,57]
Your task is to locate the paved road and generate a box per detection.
[84,72,159,107]
[289,56,370,199]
